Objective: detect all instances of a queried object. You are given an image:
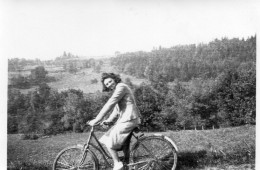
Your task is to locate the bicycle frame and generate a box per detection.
[81,125,146,168]
[82,125,113,167]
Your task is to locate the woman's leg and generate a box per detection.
[107,147,120,163]
[107,147,124,170]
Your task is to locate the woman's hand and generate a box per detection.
[88,119,99,126]
[101,120,113,128]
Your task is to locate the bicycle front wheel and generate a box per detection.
[131,135,178,170]
[53,145,98,170]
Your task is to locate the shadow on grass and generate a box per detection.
[175,149,255,170]
[7,150,255,170]
[176,150,208,170]
[7,162,51,170]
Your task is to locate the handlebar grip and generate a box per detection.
[86,121,100,126]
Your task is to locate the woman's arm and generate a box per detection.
[88,84,125,125]
[105,105,119,122]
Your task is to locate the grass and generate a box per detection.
[7,125,255,170]
[163,125,255,169]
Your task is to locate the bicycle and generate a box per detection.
[53,122,178,170]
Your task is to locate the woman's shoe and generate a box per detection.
[113,161,123,170]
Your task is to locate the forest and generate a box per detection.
[7,36,256,136]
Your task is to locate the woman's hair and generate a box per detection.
[101,73,122,92]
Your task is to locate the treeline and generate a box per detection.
[8,51,103,73]
[134,68,255,131]
[8,64,255,134]
[8,51,84,71]
[8,58,47,72]
[9,66,56,89]
[55,51,104,73]
[8,83,110,135]
[111,36,256,82]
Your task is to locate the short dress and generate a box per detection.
[98,83,141,150]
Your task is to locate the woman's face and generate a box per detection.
[104,78,116,91]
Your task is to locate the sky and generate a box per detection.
[1,0,259,61]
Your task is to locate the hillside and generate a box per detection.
[17,60,147,94]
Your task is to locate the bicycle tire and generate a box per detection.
[131,135,178,170]
[53,145,99,170]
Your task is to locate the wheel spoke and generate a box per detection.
[139,143,156,159]
[154,160,172,170]
[56,160,72,168]
[144,161,154,170]
[79,162,95,168]
[139,163,149,170]
[55,168,71,170]
[132,136,177,170]
[53,146,97,170]
[61,155,75,166]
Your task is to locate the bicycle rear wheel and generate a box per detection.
[53,145,98,170]
[131,135,177,170]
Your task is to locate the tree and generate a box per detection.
[94,64,101,73]
[31,66,48,83]
[151,74,169,95]
[68,62,77,74]
[91,79,98,84]
[134,84,164,131]
[124,78,134,89]
[165,82,194,130]
[8,89,29,133]
[63,51,67,57]
[60,89,91,132]
[11,76,30,89]
[8,58,20,71]
[63,63,67,70]
[214,66,256,126]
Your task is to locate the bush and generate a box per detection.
[8,115,18,134]
[73,122,83,133]
[91,78,98,84]
[11,76,31,89]
[20,133,40,140]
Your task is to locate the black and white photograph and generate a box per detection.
[1,0,259,169]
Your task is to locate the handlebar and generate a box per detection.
[102,121,114,126]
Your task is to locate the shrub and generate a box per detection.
[20,133,40,140]
[91,78,98,84]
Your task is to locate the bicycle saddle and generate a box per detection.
[132,127,140,134]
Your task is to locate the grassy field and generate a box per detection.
[7,125,255,170]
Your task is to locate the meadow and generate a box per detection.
[7,125,255,170]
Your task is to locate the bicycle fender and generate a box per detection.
[153,134,179,152]
[76,144,84,148]
[74,144,85,151]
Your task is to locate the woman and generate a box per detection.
[88,73,141,170]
